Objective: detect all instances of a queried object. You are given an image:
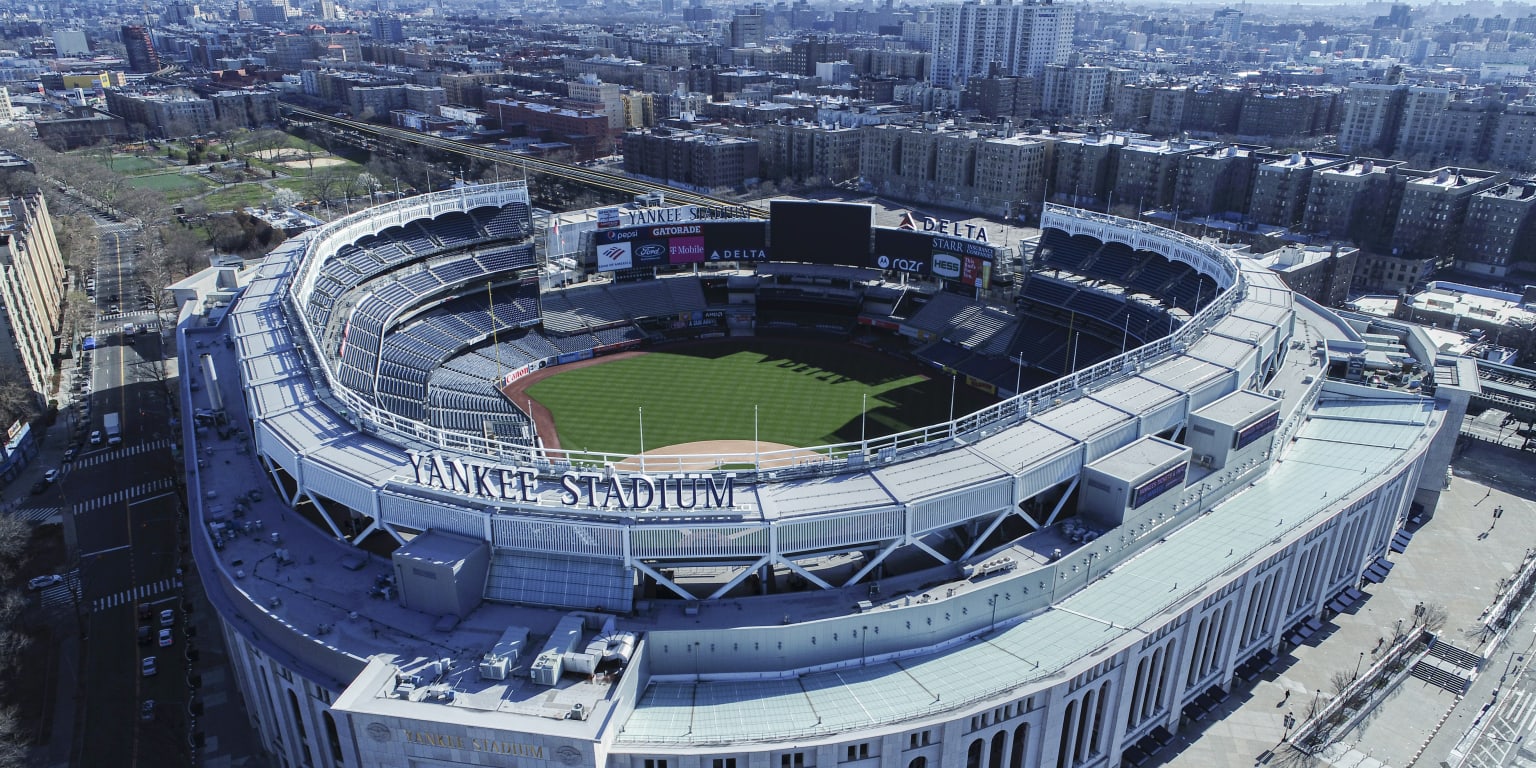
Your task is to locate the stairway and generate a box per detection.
[1409,661,1472,695]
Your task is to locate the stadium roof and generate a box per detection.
[615,384,1439,746]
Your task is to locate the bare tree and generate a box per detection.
[160,224,207,278]
[1422,603,1449,633]
[0,372,38,429]
[0,705,28,768]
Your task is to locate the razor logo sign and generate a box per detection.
[876,254,927,273]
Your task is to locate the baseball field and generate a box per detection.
[521,339,998,455]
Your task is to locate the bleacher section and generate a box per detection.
[1007,324,1072,374]
[541,278,707,335]
[375,283,543,421]
[471,202,532,239]
[1036,228,1216,313]
[303,206,538,347]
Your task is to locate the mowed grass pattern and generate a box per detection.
[527,340,997,454]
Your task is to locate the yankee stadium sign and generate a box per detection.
[404,450,738,511]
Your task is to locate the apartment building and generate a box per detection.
[0,194,64,407]
[1458,180,1536,277]
[931,0,1073,87]
[859,123,1046,218]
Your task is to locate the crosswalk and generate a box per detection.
[37,570,81,609]
[90,577,182,612]
[72,477,178,514]
[96,311,161,324]
[67,439,174,471]
[7,505,62,524]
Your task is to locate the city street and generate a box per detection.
[26,221,190,766]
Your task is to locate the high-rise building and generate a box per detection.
[1337,81,1405,156]
[1486,102,1536,173]
[1393,85,1450,158]
[0,194,65,409]
[1211,8,1243,41]
[371,16,405,43]
[730,6,766,48]
[121,25,161,74]
[931,0,1074,88]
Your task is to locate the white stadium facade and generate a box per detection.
[175,181,1466,768]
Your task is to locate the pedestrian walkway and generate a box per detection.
[72,478,177,513]
[66,440,173,471]
[8,505,63,524]
[90,577,182,612]
[37,570,81,609]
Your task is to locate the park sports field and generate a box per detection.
[522,339,998,455]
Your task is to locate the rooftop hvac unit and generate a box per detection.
[530,650,564,686]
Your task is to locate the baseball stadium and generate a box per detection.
[174,180,1459,768]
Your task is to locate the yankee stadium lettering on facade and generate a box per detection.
[622,205,752,227]
[404,450,738,511]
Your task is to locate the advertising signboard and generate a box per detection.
[872,228,932,274]
[594,222,767,270]
[596,240,632,271]
[1130,462,1188,509]
[704,221,767,262]
[596,208,621,229]
[1234,411,1280,450]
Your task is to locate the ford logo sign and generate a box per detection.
[636,244,667,259]
[932,253,963,278]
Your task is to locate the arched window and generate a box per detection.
[988,730,1006,768]
[1008,723,1030,768]
[966,738,984,768]
[907,757,927,768]
[322,710,344,765]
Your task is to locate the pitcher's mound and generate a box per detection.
[612,440,826,472]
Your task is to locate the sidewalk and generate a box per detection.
[26,356,87,768]
[1161,438,1536,768]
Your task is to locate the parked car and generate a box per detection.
[89,430,102,446]
[140,700,155,721]
[157,628,173,648]
[137,625,151,645]
[43,468,59,483]
[141,656,157,677]
[29,480,47,495]
[27,574,63,590]
[159,609,174,628]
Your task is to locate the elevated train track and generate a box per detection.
[278,102,768,218]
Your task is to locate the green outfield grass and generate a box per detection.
[527,339,997,454]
